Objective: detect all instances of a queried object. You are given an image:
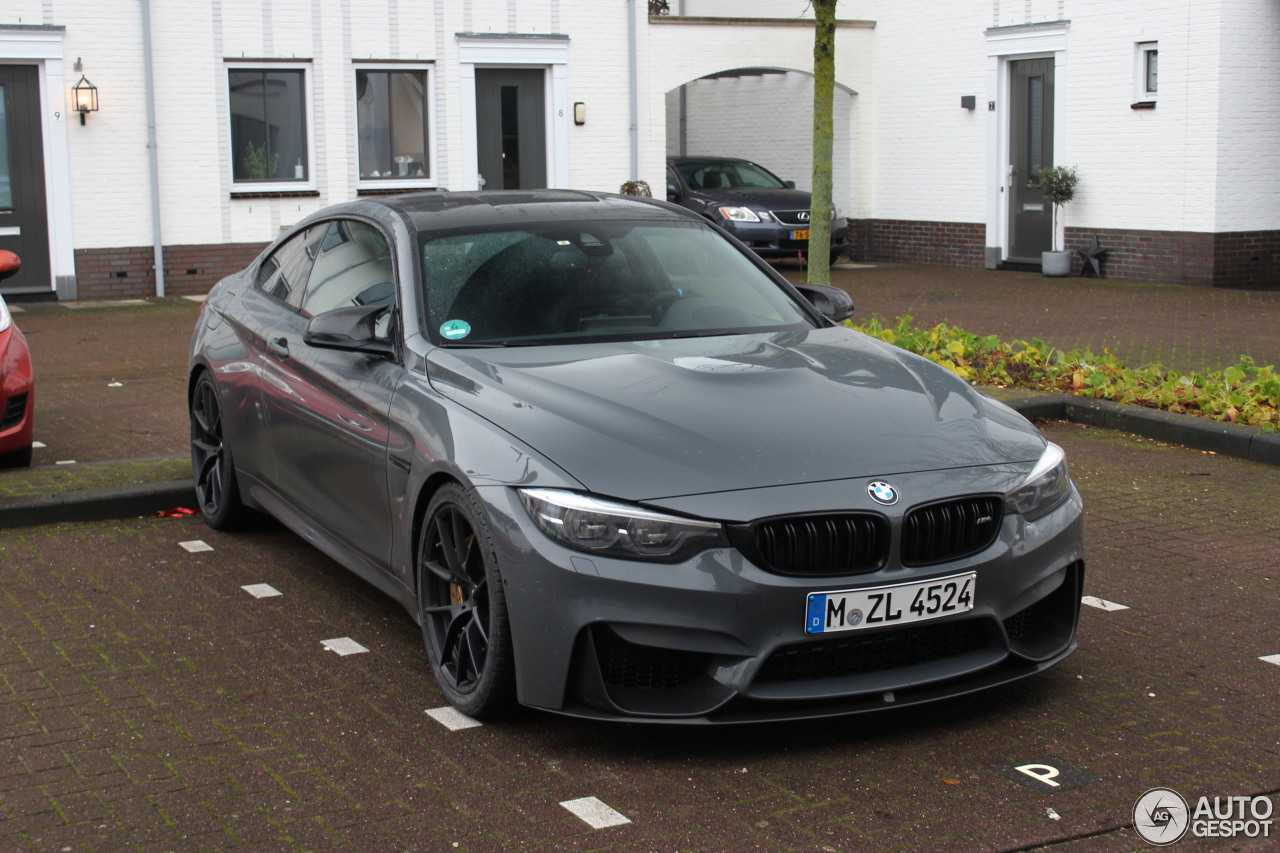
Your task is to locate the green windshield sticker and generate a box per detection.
[440,320,472,340]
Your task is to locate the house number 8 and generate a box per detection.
[558,109,564,117]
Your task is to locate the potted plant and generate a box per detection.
[1032,165,1079,276]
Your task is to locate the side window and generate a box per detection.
[666,165,682,194]
[255,225,322,304]
[300,220,395,323]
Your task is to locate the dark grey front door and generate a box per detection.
[0,65,51,294]
[1008,58,1055,264]
[476,69,546,190]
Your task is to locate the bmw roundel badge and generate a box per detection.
[867,481,899,506]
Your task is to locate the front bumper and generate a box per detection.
[0,326,34,456]
[478,475,1086,724]
[722,218,851,258]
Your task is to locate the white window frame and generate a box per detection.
[1134,41,1158,103]
[225,60,316,192]
[353,63,438,191]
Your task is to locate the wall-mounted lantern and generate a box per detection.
[573,102,586,126]
[73,75,99,124]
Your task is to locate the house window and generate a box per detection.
[228,67,310,184]
[356,67,431,183]
[1135,42,1158,103]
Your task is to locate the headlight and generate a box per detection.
[518,488,727,562]
[0,296,10,333]
[1005,442,1072,521]
[717,206,761,223]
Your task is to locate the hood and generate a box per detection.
[692,186,815,212]
[426,327,1045,501]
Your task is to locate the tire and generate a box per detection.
[0,443,32,468]
[417,483,516,718]
[189,372,248,529]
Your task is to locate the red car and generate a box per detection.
[0,250,34,468]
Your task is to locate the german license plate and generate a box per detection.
[805,573,976,634]
[791,229,810,240]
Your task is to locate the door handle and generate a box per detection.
[268,336,289,358]
[1007,164,1016,187]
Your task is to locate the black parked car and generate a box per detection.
[666,156,849,262]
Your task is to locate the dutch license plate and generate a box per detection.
[805,573,976,634]
[791,229,810,240]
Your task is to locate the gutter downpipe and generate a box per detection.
[678,0,686,156]
[628,0,639,180]
[141,0,165,297]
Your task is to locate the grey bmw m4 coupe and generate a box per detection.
[189,190,1084,723]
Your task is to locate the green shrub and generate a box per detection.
[850,315,1279,432]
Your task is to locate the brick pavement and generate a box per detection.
[3,266,1280,850]
[2,422,1279,851]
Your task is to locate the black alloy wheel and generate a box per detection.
[189,372,247,529]
[418,483,515,718]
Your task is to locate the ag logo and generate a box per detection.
[1133,788,1190,846]
[867,481,898,506]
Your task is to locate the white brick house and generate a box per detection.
[1,0,1275,299]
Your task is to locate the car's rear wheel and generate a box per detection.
[417,483,516,718]
[189,372,248,529]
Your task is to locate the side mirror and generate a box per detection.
[794,283,855,323]
[304,303,395,357]
[666,183,680,199]
[0,250,21,282]
[784,180,796,189]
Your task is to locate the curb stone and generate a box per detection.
[0,479,193,528]
[1004,393,1280,465]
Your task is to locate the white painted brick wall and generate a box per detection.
[680,1,815,19]
[1213,0,1280,232]
[666,72,858,216]
[856,0,992,223]
[3,2,43,23]
[1060,0,1222,233]
[8,0,1276,257]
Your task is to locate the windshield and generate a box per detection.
[421,219,813,346]
[674,160,787,191]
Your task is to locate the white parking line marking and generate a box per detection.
[107,381,124,387]
[1081,596,1129,611]
[426,706,482,730]
[55,460,76,466]
[242,583,282,598]
[560,797,631,829]
[1260,654,1280,667]
[321,637,369,656]
[32,441,45,448]
[179,540,214,553]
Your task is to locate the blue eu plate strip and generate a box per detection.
[806,593,827,634]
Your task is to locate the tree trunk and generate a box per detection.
[808,0,837,285]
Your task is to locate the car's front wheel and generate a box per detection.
[189,372,248,529]
[417,483,516,718]
[0,444,32,468]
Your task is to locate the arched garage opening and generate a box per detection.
[664,67,857,209]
